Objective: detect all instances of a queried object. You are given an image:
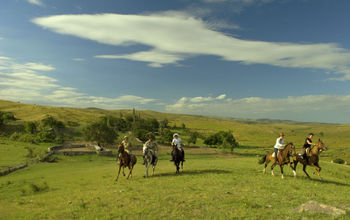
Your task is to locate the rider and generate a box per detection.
[118,136,132,161]
[142,134,158,165]
[299,133,315,161]
[273,132,285,164]
[171,133,185,162]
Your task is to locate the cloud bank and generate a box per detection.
[32,12,350,80]
[0,57,157,109]
[165,93,350,123]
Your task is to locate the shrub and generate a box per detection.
[84,118,118,144]
[134,128,149,142]
[9,132,21,141]
[333,158,345,164]
[18,134,36,143]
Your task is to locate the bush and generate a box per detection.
[9,132,21,141]
[18,134,36,143]
[158,128,173,144]
[84,118,118,144]
[134,128,149,142]
[204,131,239,152]
[35,131,56,142]
[333,158,345,164]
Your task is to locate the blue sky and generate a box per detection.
[1,0,350,123]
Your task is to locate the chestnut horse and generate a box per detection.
[115,144,137,182]
[292,139,328,180]
[258,143,297,179]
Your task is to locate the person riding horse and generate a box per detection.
[299,133,316,162]
[118,136,132,162]
[142,134,158,165]
[273,132,285,165]
[171,133,185,162]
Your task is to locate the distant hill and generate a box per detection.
[1,99,350,161]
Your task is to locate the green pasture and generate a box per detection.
[0,147,349,219]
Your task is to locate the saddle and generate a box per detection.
[272,150,281,158]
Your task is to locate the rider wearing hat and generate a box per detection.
[171,133,185,162]
[299,133,316,161]
[142,134,158,165]
[118,136,132,161]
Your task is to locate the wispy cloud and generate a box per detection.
[73,58,85,62]
[27,0,44,6]
[33,12,350,80]
[0,57,158,109]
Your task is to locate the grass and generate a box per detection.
[0,149,349,219]
[0,139,51,171]
[1,99,350,162]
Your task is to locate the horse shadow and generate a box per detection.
[298,176,350,186]
[152,169,231,178]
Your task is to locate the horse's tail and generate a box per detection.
[258,155,267,164]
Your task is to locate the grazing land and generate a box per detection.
[0,100,350,219]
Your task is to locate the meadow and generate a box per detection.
[0,145,349,219]
[1,100,350,219]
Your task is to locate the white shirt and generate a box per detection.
[274,137,285,149]
[172,138,182,149]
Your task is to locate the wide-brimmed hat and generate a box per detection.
[173,133,179,137]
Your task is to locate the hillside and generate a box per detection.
[1,99,350,161]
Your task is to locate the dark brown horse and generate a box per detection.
[115,144,137,182]
[292,139,328,180]
[171,144,184,174]
[258,143,297,179]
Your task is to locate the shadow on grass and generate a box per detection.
[152,169,231,178]
[296,175,350,186]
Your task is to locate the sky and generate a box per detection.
[1,0,350,123]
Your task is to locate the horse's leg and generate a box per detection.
[303,164,310,179]
[152,165,155,176]
[312,164,322,180]
[271,159,276,176]
[264,156,270,174]
[145,163,149,178]
[181,160,183,170]
[315,162,321,173]
[115,163,122,182]
[280,165,284,179]
[126,165,133,179]
[288,162,297,178]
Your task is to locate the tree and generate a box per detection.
[181,123,186,130]
[84,118,118,144]
[204,131,239,151]
[188,131,199,146]
[160,118,169,129]
[25,121,37,134]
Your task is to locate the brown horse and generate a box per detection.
[258,143,297,179]
[115,144,137,182]
[292,139,328,180]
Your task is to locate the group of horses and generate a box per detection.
[115,143,184,182]
[115,138,328,182]
[258,139,328,180]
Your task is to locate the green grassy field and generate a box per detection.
[1,99,350,219]
[0,147,349,219]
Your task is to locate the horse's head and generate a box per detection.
[117,144,124,153]
[286,143,296,156]
[315,139,328,153]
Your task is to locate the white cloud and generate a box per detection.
[165,94,350,122]
[27,0,44,6]
[73,58,85,61]
[33,13,350,80]
[0,57,158,109]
